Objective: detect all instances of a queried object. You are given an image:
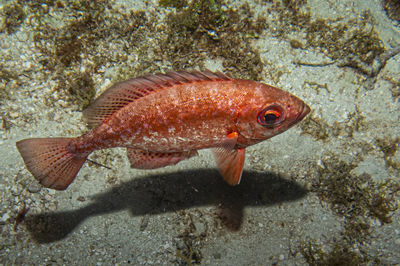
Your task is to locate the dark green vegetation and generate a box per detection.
[307,13,383,73]
[313,159,399,225]
[268,0,385,81]
[297,93,399,262]
[159,0,188,9]
[174,210,204,266]
[28,0,153,110]
[0,63,19,101]
[266,0,385,78]
[383,75,400,100]
[0,2,25,34]
[300,157,400,265]
[377,137,400,169]
[0,0,267,109]
[0,0,154,108]
[0,2,25,102]
[382,0,400,21]
[0,0,386,105]
[300,106,366,142]
[157,0,267,80]
[300,240,379,266]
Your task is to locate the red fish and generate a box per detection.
[16,70,310,190]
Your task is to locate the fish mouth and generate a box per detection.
[297,102,311,121]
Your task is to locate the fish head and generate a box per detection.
[236,83,310,145]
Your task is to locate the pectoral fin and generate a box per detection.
[126,148,197,169]
[212,132,245,186]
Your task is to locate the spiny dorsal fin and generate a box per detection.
[83,70,232,127]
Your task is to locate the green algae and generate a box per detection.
[382,75,400,100]
[268,1,384,77]
[159,0,188,9]
[306,12,384,67]
[382,0,400,21]
[1,0,387,109]
[300,157,400,264]
[0,63,17,98]
[313,159,399,224]
[174,210,205,265]
[376,137,400,169]
[0,2,25,34]
[21,0,386,111]
[158,0,266,80]
[0,61,23,104]
[299,106,366,142]
[27,0,152,109]
[300,239,378,266]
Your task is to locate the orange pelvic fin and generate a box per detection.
[212,132,245,186]
[16,138,89,190]
[126,148,198,169]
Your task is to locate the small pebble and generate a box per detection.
[194,221,206,234]
[1,212,10,222]
[27,181,42,193]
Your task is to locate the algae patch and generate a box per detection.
[313,159,399,225]
[300,106,366,142]
[174,210,205,265]
[376,137,400,169]
[158,0,267,80]
[0,63,19,101]
[300,239,379,265]
[382,0,400,21]
[300,157,400,264]
[28,0,153,110]
[0,2,25,34]
[267,0,385,78]
[159,0,188,9]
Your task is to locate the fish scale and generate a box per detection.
[16,70,310,190]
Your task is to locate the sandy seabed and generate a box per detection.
[1,0,399,265]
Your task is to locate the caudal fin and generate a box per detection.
[16,138,88,190]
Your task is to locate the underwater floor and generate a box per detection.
[1,0,399,264]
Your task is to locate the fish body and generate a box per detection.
[16,70,310,190]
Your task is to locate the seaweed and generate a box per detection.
[158,0,267,80]
[305,12,384,67]
[0,2,25,34]
[159,0,188,9]
[313,159,399,224]
[299,115,331,141]
[299,239,377,266]
[174,210,204,265]
[382,0,400,21]
[268,1,385,78]
[299,105,365,141]
[29,0,153,109]
[20,0,264,109]
[382,75,400,100]
[298,155,400,264]
[0,62,22,103]
[376,137,400,169]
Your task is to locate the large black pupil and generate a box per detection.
[264,113,278,124]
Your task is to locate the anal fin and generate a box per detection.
[127,148,198,169]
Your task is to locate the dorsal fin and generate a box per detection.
[83,70,232,127]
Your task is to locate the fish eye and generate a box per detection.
[257,105,284,127]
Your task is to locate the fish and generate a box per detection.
[16,70,310,190]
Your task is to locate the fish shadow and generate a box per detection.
[24,169,307,243]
